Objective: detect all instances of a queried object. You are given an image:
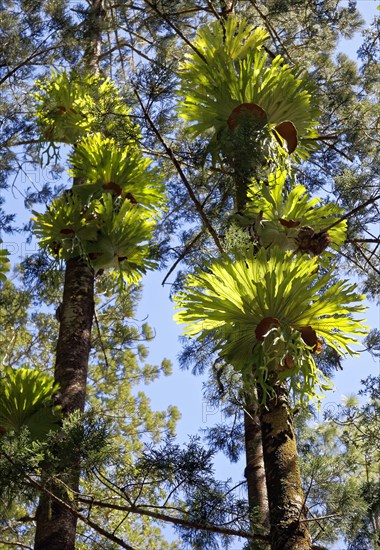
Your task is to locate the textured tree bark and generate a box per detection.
[34,258,94,550]
[34,2,103,548]
[259,380,311,550]
[243,380,270,533]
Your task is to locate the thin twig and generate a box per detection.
[323,193,380,233]
[162,231,204,285]
[0,542,32,550]
[0,37,60,86]
[352,241,380,276]
[134,89,225,255]
[142,0,208,64]
[98,40,161,66]
[248,0,292,61]
[300,513,341,523]
[320,140,354,162]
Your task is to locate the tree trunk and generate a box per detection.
[243,380,270,532]
[34,258,94,550]
[216,0,270,533]
[259,380,311,550]
[34,1,103,547]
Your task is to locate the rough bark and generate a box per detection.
[243,382,270,532]
[34,258,94,550]
[259,380,311,550]
[34,2,103,547]
[230,159,269,532]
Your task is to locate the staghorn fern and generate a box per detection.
[32,192,99,261]
[174,247,367,404]
[0,367,61,440]
[229,169,347,254]
[68,133,164,209]
[33,73,165,284]
[33,193,160,282]
[34,70,137,146]
[87,194,159,281]
[177,16,320,161]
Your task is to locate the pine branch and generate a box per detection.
[142,0,208,64]
[78,495,269,543]
[348,238,380,243]
[98,39,161,65]
[134,88,225,255]
[300,513,341,523]
[78,496,330,549]
[0,542,32,550]
[0,36,61,86]
[323,193,380,233]
[1,451,137,550]
[248,0,293,61]
[162,230,204,285]
[352,241,380,276]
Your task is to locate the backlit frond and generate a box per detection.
[178,16,320,160]
[234,169,347,253]
[174,247,367,403]
[0,367,60,440]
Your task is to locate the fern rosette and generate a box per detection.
[178,16,319,160]
[69,133,164,209]
[33,124,165,281]
[86,194,158,281]
[33,193,159,282]
[174,247,367,404]
[0,367,61,440]
[34,70,136,145]
[33,193,99,260]
[231,169,346,254]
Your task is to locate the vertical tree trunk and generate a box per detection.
[34,2,104,547]
[34,259,94,550]
[243,377,269,532]
[259,379,311,550]
[215,0,270,532]
[228,137,270,531]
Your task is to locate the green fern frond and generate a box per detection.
[87,194,158,280]
[69,133,165,209]
[0,367,61,440]
[238,169,347,253]
[178,16,319,160]
[0,241,10,282]
[33,193,159,281]
[32,193,99,260]
[34,70,136,145]
[174,247,367,404]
